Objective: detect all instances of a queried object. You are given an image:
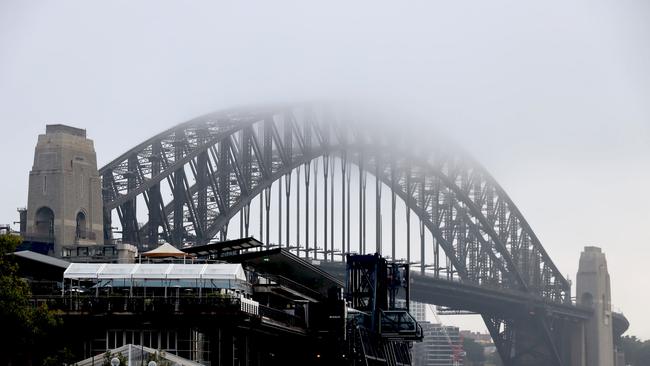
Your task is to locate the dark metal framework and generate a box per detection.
[99,105,574,365]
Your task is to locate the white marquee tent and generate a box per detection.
[63,263,249,292]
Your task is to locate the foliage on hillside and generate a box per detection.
[463,337,486,364]
[621,335,650,366]
[0,234,61,365]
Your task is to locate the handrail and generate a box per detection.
[258,305,306,328]
[30,294,241,314]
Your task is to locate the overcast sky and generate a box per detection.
[1,1,649,338]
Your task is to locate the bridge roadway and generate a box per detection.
[317,260,628,337]
[318,261,591,320]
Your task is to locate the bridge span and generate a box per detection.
[23,104,629,366]
[319,259,628,366]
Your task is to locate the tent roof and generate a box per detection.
[75,344,203,366]
[222,248,343,299]
[182,237,263,258]
[64,263,247,282]
[10,250,70,281]
[141,243,189,258]
[12,250,70,269]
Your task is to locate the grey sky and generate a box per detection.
[1,1,649,338]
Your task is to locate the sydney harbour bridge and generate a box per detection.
[98,104,627,366]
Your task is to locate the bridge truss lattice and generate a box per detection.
[100,104,569,303]
[99,104,575,365]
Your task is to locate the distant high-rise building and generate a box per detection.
[459,330,492,345]
[412,322,464,366]
[410,301,428,322]
[396,299,429,322]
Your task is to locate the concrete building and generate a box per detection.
[410,301,429,322]
[25,124,104,257]
[406,301,468,365]
[459,330,492,346]
[412,322,464,366]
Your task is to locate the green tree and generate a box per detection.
[463,337,486,365]
[621,335,650,366]
[485,349,503,366]
[101,350,127,366]
[146,351,173,366]
[0,234,60,365]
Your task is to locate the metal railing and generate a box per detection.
[30,294,305,329]
[258,305,306,328]
[60,245,117,261]
[30,294,241,314]
[380,310,423,340]
[240,296,259,316]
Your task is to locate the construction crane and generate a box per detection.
[425,303,464,366]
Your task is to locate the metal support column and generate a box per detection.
[172,133,186,247]
[148,143,162,247]
[296,165,301,255]
[259,188,263,243]
[197,143,208,245]
[313,158,319,259]
[265,186,271,248]
[278,177,282,247]
[419,175,426,274]
[218,141,230,241]
[341,153,347,256]
[358,157,364,254]
[406,164,412,265]
[375,160,382,255]
[304,161,311,258]
[330,156,335,261]
[123,155,139,245]
[323,155,329,260]
[346,159,351,256]
[285,172,291,249]
[390,161,396,261]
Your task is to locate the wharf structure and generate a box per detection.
[17,238,422,365]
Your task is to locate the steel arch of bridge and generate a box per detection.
[100,105,569,304]
[99,104,583,365]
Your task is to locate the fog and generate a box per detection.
[1,0,649,338]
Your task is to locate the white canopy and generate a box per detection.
[64,263,103,279]
[64,263,247,282]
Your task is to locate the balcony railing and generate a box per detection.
[21,234,55,243]
[380,310,423,340]
[258,305,306,328]
[29,295,302,329]
[30,294,242,315]
[60,245,117,261]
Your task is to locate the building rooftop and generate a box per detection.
[75,344,203,366]
[182,237,264,258]
[221,248,343,300]
[11,250,70,282]
[45,124,86,137]
[64,262,247,282]
[12,250,70,270]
